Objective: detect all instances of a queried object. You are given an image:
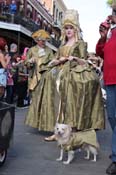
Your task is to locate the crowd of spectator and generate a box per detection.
[0,0,17,15]
[0,40,105,109]
[0,40,30,108]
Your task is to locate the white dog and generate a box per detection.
[54,123,99,164]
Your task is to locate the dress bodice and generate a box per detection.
[58,45,72,57]
[57,41,87,59]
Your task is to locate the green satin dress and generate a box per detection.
[25,45,58,131]
[56,41,105,130]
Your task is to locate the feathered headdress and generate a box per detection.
[31,29,50,42]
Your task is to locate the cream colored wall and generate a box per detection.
[53,0,67,27]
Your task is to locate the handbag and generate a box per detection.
[0,68,7,87]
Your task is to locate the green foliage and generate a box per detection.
[107,0,113,6]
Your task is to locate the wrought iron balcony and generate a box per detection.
[0,13,40,31]
[0,13,60,49]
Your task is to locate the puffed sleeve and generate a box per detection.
[72,40,88,59]
[78,41,87,59]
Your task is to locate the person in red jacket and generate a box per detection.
[96,5,116,175]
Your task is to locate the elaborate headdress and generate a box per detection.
[62,9,80,29]
[31,29,50,42]
[61,9,81,44]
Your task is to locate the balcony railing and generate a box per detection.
[0,13,40,32]
[14,15,40,32]
[0,13,60,48]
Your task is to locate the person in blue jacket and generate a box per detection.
[9,0,17,14]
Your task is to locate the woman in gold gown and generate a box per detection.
[51,10,105,131]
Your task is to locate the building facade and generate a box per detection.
[0,0,67,53]
[40,0,67,40]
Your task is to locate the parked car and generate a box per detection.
[0,102,15,166]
